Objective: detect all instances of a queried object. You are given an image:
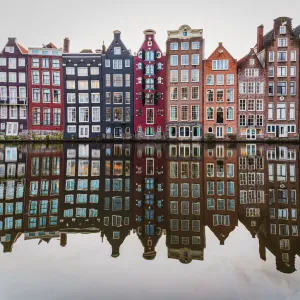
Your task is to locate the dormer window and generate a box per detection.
[114,47,121,55]
[156,52,161,58]
[182,30,188,37]
[280,26,286,35]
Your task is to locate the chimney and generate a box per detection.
[113,30,121,39]
[63,37,70,53]
[60,233,67,247]
[257,25,264,53]
[102,41,106,54]
[8,37,17,43]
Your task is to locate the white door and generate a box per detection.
[216,126,223,138]
[279,126,287,138]
[79,126,89,138]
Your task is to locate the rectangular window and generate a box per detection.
[170,55,178,66]
[212,60,228,70]
[191,54,199,65]
[170,70,178,82]
[181,70,188,82]
[191,105,199,121]
[181,55,189,66]
[113,74,123,87]
[191,69,199,82]
[192,87,199,100]
[113,60,122,69]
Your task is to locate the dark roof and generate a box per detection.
[294,25,300,38]
[262,29,274,49]
[237,54,247,68]
[80,49,93,53]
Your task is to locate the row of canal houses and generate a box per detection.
[1,17,300,141]
[0,142,300,271]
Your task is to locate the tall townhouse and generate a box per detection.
[134,30,166,140]
[28,43,64,138]
[263,145,300,273]
[204,43,237,140]
[0,144,26,252]
[166,25,204,141]
[102,31,134,140]
[0,38,27,138]
[237,49,266,140]
[63,50,102,139]
[133,144,167,259]
[237,144,267,236]
[256,17,300,139]
[204,144,238,245]
[25,144,62,237]
[166,143,204,263]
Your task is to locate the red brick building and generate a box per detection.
[256,17,300,140]
[166,25,204,141]
[28,43,64,139]
[204,43,237,140]
[237,49,267,140]
[134,30,166,140]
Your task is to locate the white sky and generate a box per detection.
[1,0,300,59]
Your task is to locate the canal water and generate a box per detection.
[0,142,299,300]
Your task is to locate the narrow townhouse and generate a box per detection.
[237,48,266,140]
[166,25,204,141]
[0,38,28,138]
[102,31,134,140]
[134,30,166,140]
[204,43,237,140]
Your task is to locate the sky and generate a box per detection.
[1,0,300,59]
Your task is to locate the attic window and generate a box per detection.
[280,26,286,35]
[5,47,14,53]
[182,30,187,37]
[249,59,255,66]
[148,41,152,47]
[138,51,142,58]
[114,47,121,55]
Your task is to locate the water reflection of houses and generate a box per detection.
[256,145,300,273]
[24,144,63,244]
[61,143,133,257]
[133,144,167,259]
[237,144,267,237]
[101,143,133,257]
[204,144,238,245]
[0,144,27,252]
[166,144,204,263]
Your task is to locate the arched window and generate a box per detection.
[156,51,161,58]
[138,51,143,58]
[137,77,142,84]
[146,64,154,75]
[206,107,213,120]
[217,108,224,124]
[157,77,162,84]
[227,127,232,134]
[145,51,154,61]
[208,127,213,133]
[146,127,154,136]
[137,62,143,69]
[157,63,162,70]
[226,107,234,120]
[146,78,154,90]
[157,125,161,132]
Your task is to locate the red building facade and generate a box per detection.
[134,30,166,140]
[203,43,238,141]
[28,44,64,138]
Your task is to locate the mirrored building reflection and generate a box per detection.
[0,142,299,274]
[166,144,204,263]
[0,144,26,252]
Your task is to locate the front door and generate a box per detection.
[79,126,89,138]
[279,126,287,138]
[216,126,223,138]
